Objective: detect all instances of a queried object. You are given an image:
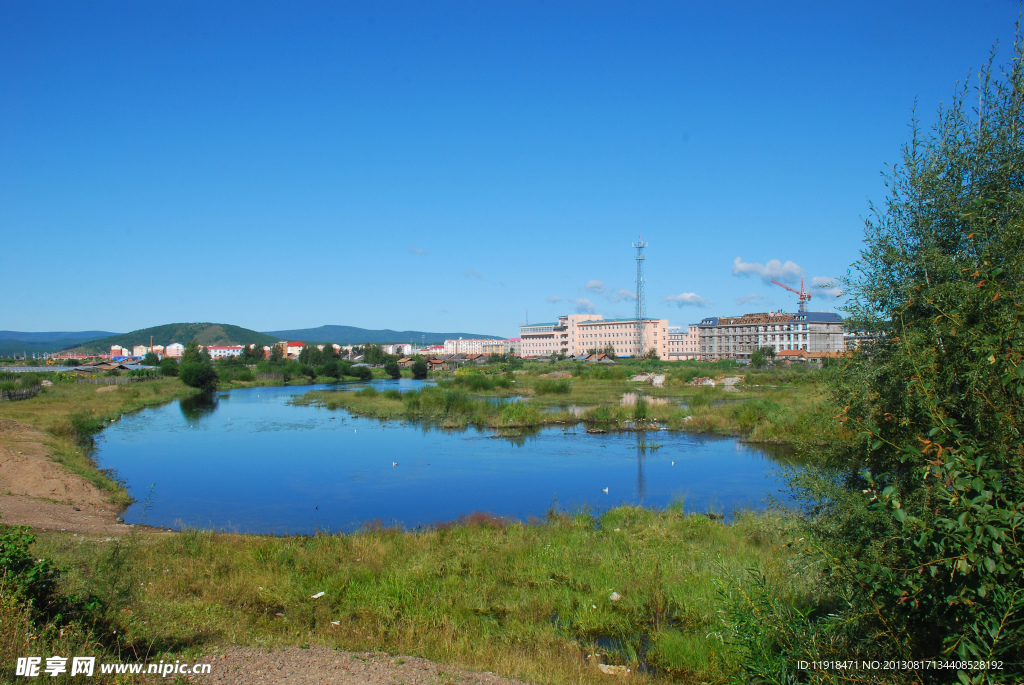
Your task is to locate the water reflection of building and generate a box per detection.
[635,433,647,503]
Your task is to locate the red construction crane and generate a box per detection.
[770,278,812,313]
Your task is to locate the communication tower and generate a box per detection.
[633,236,647,357]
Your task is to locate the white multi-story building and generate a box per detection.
[698,311,845,361]
[164,343,185,358]
[443,338,506,355]
[519,314,672,359]
[667,325,701,360]
[132,345,150,356]
[382,343,413,355]
[206,345,245,360]
[479,338,521,356]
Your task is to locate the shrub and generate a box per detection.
[17,372,43,387]
[179,361,218,391]
[0,526,58,617]
[384,360,401,379]
[159,358,179,376]
[731,398,780,432]
[453,373,495,391]
[349,366,373,381]
[411,359,428,379]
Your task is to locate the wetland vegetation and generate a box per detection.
[293,361,830,445]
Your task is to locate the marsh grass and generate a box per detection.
[297,372,831,444]
[534,379,572,395]
[449,372,513,392]
[36,507,807,684]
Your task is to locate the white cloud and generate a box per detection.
[584,280,606,294]
[732,257,805,284]
[663,292,711,308]
[546,295,562,303]
[571,298,596,314]
[736,293,766,306]
[611,289,636,302]
[464,269,483,279]
[810,276,843,298]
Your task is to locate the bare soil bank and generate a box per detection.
[0,419,130,534]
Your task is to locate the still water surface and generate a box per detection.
[95,382,794,534]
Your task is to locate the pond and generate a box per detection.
[95,382,796,535]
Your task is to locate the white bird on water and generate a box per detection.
[602,487,609,494]
[392,462,398,467]
[671,461,675,466]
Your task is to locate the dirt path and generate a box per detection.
[0,418,132,534]
[195,647,534,685]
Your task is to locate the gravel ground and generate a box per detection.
[193,647,534,685]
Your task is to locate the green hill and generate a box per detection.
[0,331,120,357]
[265,325,503,345]
[69,323,278,354]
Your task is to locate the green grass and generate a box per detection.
[33,507,808,684]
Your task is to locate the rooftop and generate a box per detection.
[577,318,662,325]
[699,311,844,326]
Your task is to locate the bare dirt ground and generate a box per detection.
[721,376,743,391]
[194,647,533,685]
[0,418,132,534]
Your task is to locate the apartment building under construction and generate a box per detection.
[698,311,844,361]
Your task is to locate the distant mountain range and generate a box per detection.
[1,323,505,356]
[0,330,120,357]
[264,325,503,345]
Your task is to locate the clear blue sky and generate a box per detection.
[2,1,1019,336]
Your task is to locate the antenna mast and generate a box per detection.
[633,236,647,357]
